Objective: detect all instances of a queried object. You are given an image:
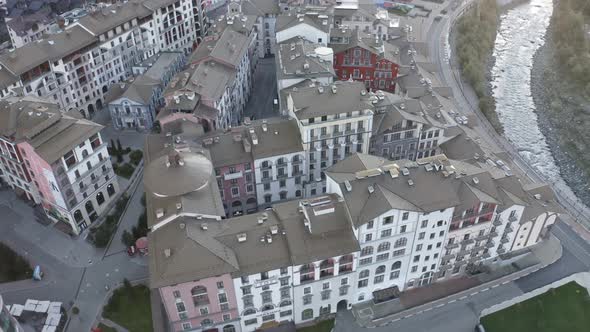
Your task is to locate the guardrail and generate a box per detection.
[443,0,590,231]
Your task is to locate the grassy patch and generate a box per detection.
[0,242,32,282]
[297,319,335,332]
[103,283,153,332]
[481,282,590,332]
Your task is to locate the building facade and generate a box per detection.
[285,81,373,196]
[0,97,119,234]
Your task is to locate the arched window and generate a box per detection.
[96,192,105,205]
[359,269,370,279]
[280,300,292,307]
[85,200,95,214]
[300,264,315,283]
[394,237,407,248]
[74,210,83,223]
[262,161,269,168]
[377,242,390,252]
[232,200,242,207]
[361,246,373,256]
[262,304,274,311]
[82,150,89,158]
[319,259,334,278]
[223,325,236,332]
[339,254,354,273]
[201,319,213,326]
[301,308,313,321]
[191,286,209,306]
[243,308,256,316]
[246,197,257,204]
[107,184,115,197]
[277,157,286,165]
[392,261,402,270]
[295,190,302,197]
[376,265,386,274]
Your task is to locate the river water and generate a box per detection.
[490,0,586,207]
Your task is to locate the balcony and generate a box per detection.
[445,242,459,249]
[508,214,518,222]
[504,225,514,234]
[292,158,303,165]
[461,238,474,245]
[320,269,334,279]
[338,264,353,274]
[485,240,495,248]
[500,236,510,244]
[493,218,502,226]
[489,230,499,238]
[482,252,491,259]
[300,274,315,284]
[497,247,506,254]
[441,253,455,261]
[224,171,243,181]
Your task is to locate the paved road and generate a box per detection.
[0,189,148,332]
[244,57,279,120]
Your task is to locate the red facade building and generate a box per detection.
[331,30,400,92]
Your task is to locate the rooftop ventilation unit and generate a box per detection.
[472,177,480,185]
[344,180,352,192]
[164,248,171,257]
[368,185,375,194]
[534,194,542,200]
[237,233,247,242]
[270,225,279,235]
[201,223,208,231]
[176,202,182,210]
[156,208,164,218]
[408,179,414,186]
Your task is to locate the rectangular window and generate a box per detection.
[358,279,368,288]
[365,234,372,242]
[359,257,372,266]
[374,275,384,284]
[381,229,392,238]
[280,310,292,317]
[421,220,428,228]
[173,290,181,298]
[245,318,257,325]
[376,253,389,261]
[418,232,425,240]
[218,293,228,303]
[217,281,224,289]
[200,307,209,315]
[383,216,393,225]
[402,212,409,220]
[390,270,400,279]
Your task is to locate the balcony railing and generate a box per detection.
[445,242,459,249]
[338,264,353,274]
[500,236,509,244]
[486,240,495,248]
[492,218,502,226]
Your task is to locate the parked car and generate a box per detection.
[127,245,137,257]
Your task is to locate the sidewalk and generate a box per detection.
[353,234,562,328]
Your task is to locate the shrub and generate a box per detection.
[121,230,135,247]
[116,139,123,154]
[72,307,79,315]
[114,163,135,179]
[129,150,143,165]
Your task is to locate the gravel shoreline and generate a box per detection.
[529,14,590,204]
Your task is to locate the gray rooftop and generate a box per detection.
[276,37,335,81]
[0,25,96,76]
[209,29,250,68]
[326,153,557,227]
[149,194,359,288]
[287,81,374,119]
[76,1,152,36]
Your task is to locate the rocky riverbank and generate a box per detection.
[530,16,590,204]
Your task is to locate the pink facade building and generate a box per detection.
[160,275,240,332]
[201,130,257,217]
[0,97,119,234]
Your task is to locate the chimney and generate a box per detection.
[57,17,66,29]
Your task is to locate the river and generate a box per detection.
[490,0,587,208]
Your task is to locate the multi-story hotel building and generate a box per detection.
[0,97,119,234]
[285,81,373,196]
[0,0,205,119]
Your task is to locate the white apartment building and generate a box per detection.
[326,153,561,300]
[0,0,203,119]
[251,119,306,209]
[276,12,331,46]
[285,81,373,196]
[6,8,55,48]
